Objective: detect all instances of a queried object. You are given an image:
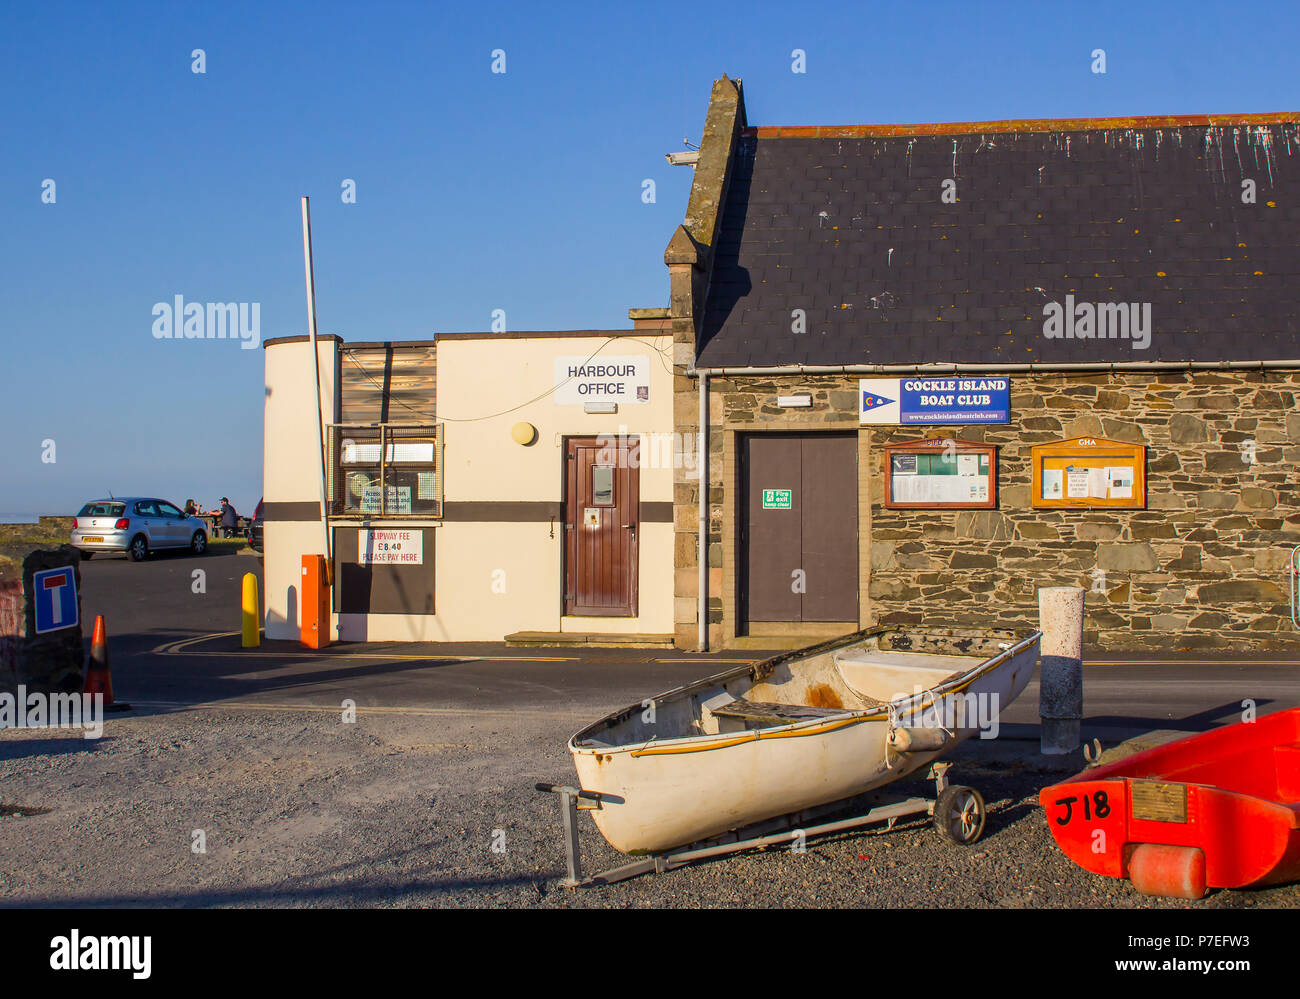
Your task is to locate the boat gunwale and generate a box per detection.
[568,627,1042,758]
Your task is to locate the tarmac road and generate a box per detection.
[75,548,1300,727]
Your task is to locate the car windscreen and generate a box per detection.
[78,502,125,517]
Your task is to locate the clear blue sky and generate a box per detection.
[2,0,1296,519]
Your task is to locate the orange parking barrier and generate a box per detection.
[300,555,331,650]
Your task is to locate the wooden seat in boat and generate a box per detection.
[708,698,846,724]
[834,649,977,671]
[832,649,977,703]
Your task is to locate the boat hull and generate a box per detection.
[571,629,1040,854]
[1040,707,1300,894]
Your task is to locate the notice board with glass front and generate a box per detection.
[1031,437,1146,509]
[883,437,997,509]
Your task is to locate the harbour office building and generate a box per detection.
[262,322,680,644]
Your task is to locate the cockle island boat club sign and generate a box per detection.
[553,355,651,405]
[859,377,1011,425]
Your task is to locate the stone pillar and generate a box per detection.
[19,547,85,694]
[1038,585,1084,755]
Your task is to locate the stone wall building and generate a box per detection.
[664,76,1300,651]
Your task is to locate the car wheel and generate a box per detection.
[191,531,207,555]
[129,535,149,562]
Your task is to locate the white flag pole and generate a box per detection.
[301,196,332,568]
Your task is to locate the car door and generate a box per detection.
[132,500,163,546]
[157,501,189,547]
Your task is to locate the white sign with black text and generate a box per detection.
[554,355,650,405]
[358,529,423,565]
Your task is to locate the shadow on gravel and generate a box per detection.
[982,800,1038,836]
[0,736,113,762]
[0,870,555,908]
[0,838,565,908]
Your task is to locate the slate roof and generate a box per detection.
[697,116,1300,367]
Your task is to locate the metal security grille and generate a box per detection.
[327,423,442,518]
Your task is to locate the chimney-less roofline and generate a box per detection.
[747,112,1300,139]
[687,358,1300,377]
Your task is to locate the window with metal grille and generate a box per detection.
[327,423,442,518]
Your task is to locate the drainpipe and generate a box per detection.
[698,372,709,652]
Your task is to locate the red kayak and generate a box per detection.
[1040,707,1300,899]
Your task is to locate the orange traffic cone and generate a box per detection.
[84,615,130,712]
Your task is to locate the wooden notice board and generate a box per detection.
[1031,437,1146,509]
[883,437,997,510]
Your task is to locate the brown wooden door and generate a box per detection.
[565,437,639,616]
[740,433,858,625]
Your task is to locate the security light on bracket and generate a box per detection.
[666,140,700,166]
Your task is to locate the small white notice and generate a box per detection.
[358,529,423,565]
[1042,468,1064,500]
[1088,467,1109,499]
[1065,466,1090,498]
[361,485,412,514]
[1106,466,1133,499]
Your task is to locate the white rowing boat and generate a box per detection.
[568,625,1041,854]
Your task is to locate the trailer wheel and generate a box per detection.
[935,785,986,845]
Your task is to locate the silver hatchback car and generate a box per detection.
[71,497,210,561]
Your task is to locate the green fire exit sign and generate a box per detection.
[762,488,792,509]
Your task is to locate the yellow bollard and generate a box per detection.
[241,572,260,648]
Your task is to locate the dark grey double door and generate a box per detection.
[739,432,859,625]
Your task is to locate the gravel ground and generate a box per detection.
[1,705,1296,908]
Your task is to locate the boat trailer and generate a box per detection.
[536,762,986,889]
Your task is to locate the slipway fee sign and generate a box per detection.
[859,377,1011,425]
[554,356,650,405]
[358,529,422,565]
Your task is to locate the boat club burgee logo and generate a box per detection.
[859,378,1011,425]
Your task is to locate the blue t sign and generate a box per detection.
[33,566,78,635]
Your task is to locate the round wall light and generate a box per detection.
[511,422,538,446]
